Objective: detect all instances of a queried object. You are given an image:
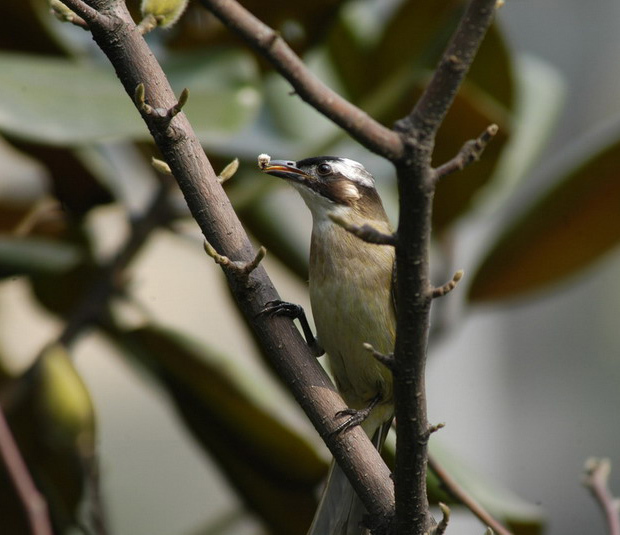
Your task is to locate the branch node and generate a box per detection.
[51,0,102,26]
[363,343,395,371]
[218,158,240,184]
[427,502,451,535]
[134,83,189,126]
[428,422,445,435]
[432,270,464,298]
[434,124,499,180]
[204,240,266,280]
[329,214,397,246]
[50,0,89,28]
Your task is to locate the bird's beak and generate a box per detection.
[260,160,309,182]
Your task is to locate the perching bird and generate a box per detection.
[261,156,396,535]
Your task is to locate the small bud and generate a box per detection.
[50,0,77,22]
[140,0,189,29]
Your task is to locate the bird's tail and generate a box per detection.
[307,420,392,535]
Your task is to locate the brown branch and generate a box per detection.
[428,455,512,535]
[198,0,404,161]
[329,214,398,246]
[70,2,395,527]
[584,458,620,535]
[0,407,53,535]
[434,124,499,180]
[391,1,498,534]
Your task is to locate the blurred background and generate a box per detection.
[1,0,619,534]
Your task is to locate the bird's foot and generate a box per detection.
[331,394,382,436]
[259,300,324,357]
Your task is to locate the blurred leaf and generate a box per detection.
[432,84,510,231]
[469,122,620,302]
[74,142,159,214]
[29,230,99,317]
[10,141,115,217]
[1,343,96,533]
[1,0,66,55]
[111,323,326,535]
[0,49,260,146]
[476,56,566,213]
[429,441,545,534]
[149,0,347,54]
[0,237,83,278]
[0,137,51,232]
[328,0,459,101]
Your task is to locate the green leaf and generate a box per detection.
[0,236,83,277]
[0,50,260,146]
[469,121,620,302]
[111,323,326,535]
[2,343,96,533]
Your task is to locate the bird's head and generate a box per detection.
[260,156,387,224]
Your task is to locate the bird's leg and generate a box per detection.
[331,393,383,436]
[260,300,324,357]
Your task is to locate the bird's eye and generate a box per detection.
[317,163,332,176]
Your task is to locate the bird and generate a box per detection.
[260,155,396,535]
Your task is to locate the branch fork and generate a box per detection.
[203,240,266,281]
[363,342,395,372]
[434,124,499,181]
[329,214,397,246]
[134,83,189,126]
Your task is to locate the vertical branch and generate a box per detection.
[392,1,499,533]
[0,407,53,535]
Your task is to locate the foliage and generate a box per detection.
[0,0,619,534]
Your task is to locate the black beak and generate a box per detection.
[260,160,309,182]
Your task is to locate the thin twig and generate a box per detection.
[429,503,451,535]
[329,214,397,246]
[204,240,266,281]
[50,0,89,28]
[55,0,102,24]
[431,270,464,299]
[198,0,403,161]
[434,125,499,180]
[363,342,395,372]
[584,458,620,535]
[427,455,512,535]
[0,407,54,535]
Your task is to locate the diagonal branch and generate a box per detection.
[198,0,404,161]
[62,0,395,527]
